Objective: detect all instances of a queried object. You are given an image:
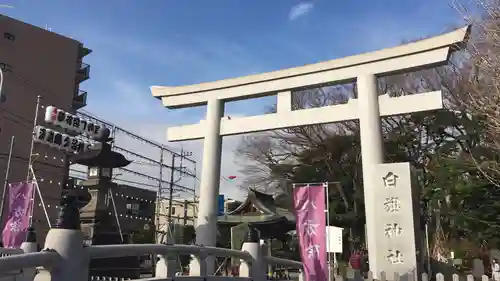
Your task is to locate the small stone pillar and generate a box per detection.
[299,270,305,281]
[35,189,88,281]
[240,226,265,281]
[155,243,178,278]
[19,226,38,281]
[20,226,38,253]
[260,240,272,279]
[188,249,208,276]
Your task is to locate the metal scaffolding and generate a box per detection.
[68,110,197,240]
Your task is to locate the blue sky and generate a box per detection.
[2,0,464,199]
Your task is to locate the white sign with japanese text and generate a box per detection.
[372,162,420,279]
[44,105,105,140]
[326,226,343,253]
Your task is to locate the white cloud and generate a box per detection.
[289,2,314,21]
[99,80,157,119]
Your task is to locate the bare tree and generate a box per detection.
[235,83,357,194]
[445,0,500,184]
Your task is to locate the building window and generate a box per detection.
[126,198,150,217]
[3,32,15,41]
[126,202,140,215]
[170,207,176,215]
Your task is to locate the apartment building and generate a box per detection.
[0,15,91,240]
[156,197,241,243]
[156,199,195,243]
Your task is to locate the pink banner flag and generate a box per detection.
[293,184,328,281]
[2,182,34,248]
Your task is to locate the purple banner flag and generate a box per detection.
[2,182,34,248]
[293,184,328,281]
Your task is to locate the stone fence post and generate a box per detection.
[155,247,178,278]
[240,227,265,281]
[34,190,88,281]
[18,226,38,281]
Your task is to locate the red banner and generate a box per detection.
[2,182,34,248]
[293,184,328,281]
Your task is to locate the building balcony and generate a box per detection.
[76,62,90,84]
[78,44,92,59]
[72,89,88,110]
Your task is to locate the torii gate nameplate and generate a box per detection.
[151,26,470,277]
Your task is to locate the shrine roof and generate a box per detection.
[217,214,288,224]
[218,189,295,224]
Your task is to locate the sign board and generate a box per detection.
[44,106,104,139]
[34,125,91,154]
[372,162,419,278]
[33,105,109,155]
[217,194,225,215]
[326,226,343,253]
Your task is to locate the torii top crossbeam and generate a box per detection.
[152,26,470,142]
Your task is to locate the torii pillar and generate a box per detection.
[151,25,470,277]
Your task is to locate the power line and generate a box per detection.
[0,69,202,233]
[2,114,31,130]
[78,110,196,163]
[3,106,33,124]
[1,96,197,193]
[113,146,195,177]
[0,53,200,244]
[0,65,71,102]
[3,104,240,193]
[69,168,196,197]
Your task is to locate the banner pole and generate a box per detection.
[26,95,41,183]
[0,136,15,225]
[27,95,41,227]
[30,166,50,227]
[325,182,332,281]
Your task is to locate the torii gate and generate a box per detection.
[151,26,470,277]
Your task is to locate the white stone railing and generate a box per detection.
[0,243,41,281]
[0,248,23,257]
[0,228,303,281]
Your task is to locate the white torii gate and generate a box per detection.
[151,26,470,276]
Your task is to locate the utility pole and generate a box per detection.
[166,154,176,227]
[155,150,164,242]
[166,150,192,242]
